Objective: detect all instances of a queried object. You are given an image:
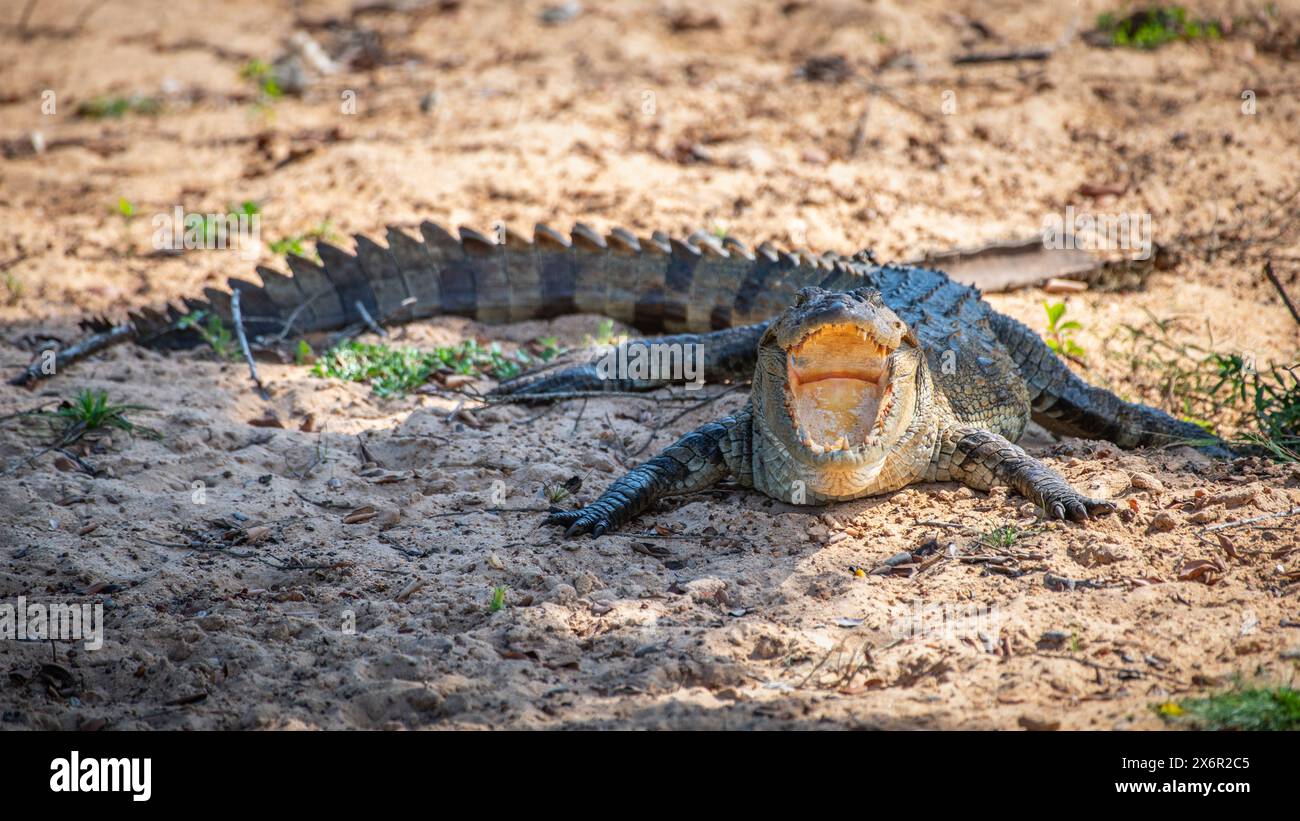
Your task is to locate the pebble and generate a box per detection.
[1129,471,1163,492]
[1149,511,1178,532]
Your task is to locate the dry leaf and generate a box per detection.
[343,506,377,525]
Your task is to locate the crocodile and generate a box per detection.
[13,221,1227,534]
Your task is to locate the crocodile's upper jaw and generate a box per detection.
[752,287,933,502]
[786,324,897,453]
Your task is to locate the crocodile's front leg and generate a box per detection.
[931,428,1116,521]
[548,407,753,537]
[494,322,768,398]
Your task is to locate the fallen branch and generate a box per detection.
[230,288,268,399]
[1198,506,1300,534]
[953,47,1054,64]
[1263,261,1300,326]
[8,324,134,386]
[354,300,388,337]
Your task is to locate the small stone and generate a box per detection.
[683,577,728,604]
[1129,472,1163,492]
[1149,511,1178,532]
[548,583,577,604]
[1043,278,1088,294]
[1207,484,1258,509]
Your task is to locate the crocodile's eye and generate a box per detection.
[793,286,823,307]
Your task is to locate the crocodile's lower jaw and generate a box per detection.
[750,410,926,503]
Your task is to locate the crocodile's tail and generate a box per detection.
[9,222,877,386]
[137,222,873,343]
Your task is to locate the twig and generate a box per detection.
[269,290,326,342]
[953,15,1077,66]
[231,288,268,399]
[354,300,388,337]
[848,84,879,158]
[660,383,747,427]
[8,324,133,386]
[480,389,688,404]
[15,0,38,35]
[1198,506,1300,534]
[72,0,107,33]
[1263,261,1300,326]
[571,397,588,433]
[953,47,1054,64]
[425,506,552,518]
[0,399,60,423]
[1035,652,1185,686]
[0,251,30,272]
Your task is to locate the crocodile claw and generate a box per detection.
[1044,494,1115,523]
[547,506,617,538]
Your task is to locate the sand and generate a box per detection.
[1,0,1298,729]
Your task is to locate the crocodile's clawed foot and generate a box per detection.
[1043,491,1115,522]
[546,503,621,538]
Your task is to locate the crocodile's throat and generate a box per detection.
[784,324,894,454]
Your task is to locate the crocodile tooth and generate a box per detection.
[807,439,824,455]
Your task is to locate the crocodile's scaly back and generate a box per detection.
[177,220,1027,438]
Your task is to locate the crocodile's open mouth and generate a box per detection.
[785,324,895,453]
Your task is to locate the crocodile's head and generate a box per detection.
[751,286,934,502]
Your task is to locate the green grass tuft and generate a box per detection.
[1096,7,1222,50]
[311,338,563,398]
[42,389,157,441]
[1160,686,1300,731]
[1107,312,1300,460]
[76,95,162,119]
[178,311,240,361]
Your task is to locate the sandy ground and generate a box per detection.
[1,0,1299,729]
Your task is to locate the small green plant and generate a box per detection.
[978,523,1029,549]
[489,586,508,613]
[586,318,619,347]
[313,341,434,398]
[75,95,161,119]
[2,271,22,306]
[1108,313,1300,458]
[1095,7,1222,50]
[542,475,582,506]
[231,200,261,219]
[295,339,315,365]
[1044,301,1086,363]
[313,338,566,397]
[44,389,157,441]
[114,198,138,254]
[269,221,338,263]
[1158,686,1300,731]
[178,310,239,361]
[240,59,284,101]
